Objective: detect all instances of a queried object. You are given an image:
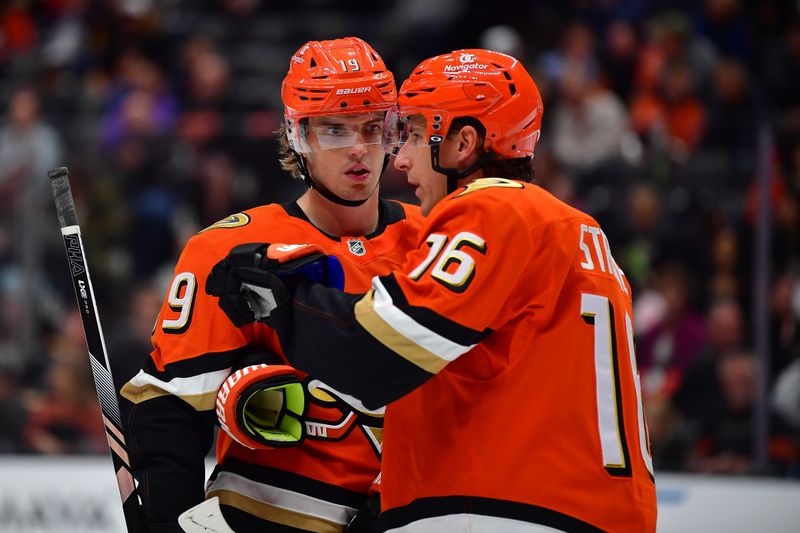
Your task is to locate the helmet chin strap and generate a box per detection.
[429,139,496,194]
[293,150,389,207]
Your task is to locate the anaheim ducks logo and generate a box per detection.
[200,213,251,233]
[455,177,523,197]
[304,379,384,457]
[346,238,366,256]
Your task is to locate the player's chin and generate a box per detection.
[419,195,434,216]
[338,182,376,202]
[343,170,373,184]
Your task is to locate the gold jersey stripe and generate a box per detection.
[208,489,346,533]
[354,291,449,374]
[364,426,383,445]
[119,382,217,411]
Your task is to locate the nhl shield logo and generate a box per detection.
[346,238,366,256]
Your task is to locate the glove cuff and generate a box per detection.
[216,364,307,449]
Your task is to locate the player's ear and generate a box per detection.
[455,125,482,164]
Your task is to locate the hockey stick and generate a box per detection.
[49,166,144,533]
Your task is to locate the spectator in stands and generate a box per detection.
[101,50,177,151]
[23,358,106,454]
[538,21,598,89]
[600,18,640,102]
[694,0,752,63]
[704,59,758,161]
[638,263,707,397]
[770,269,800,379]
[673,297,745,423]
[630,61,707,161]
[0,87,63,214]
[773,357,800,434]
[551,62,634,171]
[709,225,742,301]
[688,349,799,475]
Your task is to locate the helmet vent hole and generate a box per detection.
[341,102,347,107]
[502,71,512,80]
[310,58,317,68]
[512,145,516,149]
[509,84,516,95]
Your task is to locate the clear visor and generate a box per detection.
[383,107,452,155]
[287,111,399,154]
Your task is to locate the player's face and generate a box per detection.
[304,113,386,202]
[393,115,448,216]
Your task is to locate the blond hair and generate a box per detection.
[277,122,304,180]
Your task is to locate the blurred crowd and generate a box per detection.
[0,0,799,477]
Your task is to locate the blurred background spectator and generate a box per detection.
[0,0,798,480]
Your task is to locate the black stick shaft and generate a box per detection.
[48,166,145,533]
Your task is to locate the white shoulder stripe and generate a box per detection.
[129,368,232,396]
[371,277,475,363]
[207,471,357,524]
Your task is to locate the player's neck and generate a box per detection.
[456,168,484,189]
[297,190,380,237]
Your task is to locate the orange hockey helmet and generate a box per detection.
[280,37,397,206]
[394,49,543,184]
[282,36,397,154]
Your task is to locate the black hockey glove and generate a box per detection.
[206,242,344,327]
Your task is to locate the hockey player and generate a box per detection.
[208,49,658,532]
[121,37,423,532]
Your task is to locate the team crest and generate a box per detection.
[346,238,366,256]
[455,177,523,197]
[199,213,250,233]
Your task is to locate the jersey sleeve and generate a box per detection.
[119,234,264,528]
[272,190,568,409]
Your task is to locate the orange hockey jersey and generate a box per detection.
[271,178,657,532]
[121,199,423,532]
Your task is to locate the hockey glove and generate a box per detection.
[206,242,344,327]
[216,364,307,448]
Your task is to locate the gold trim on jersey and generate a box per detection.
[121,368,231,410]
[120,382,218,411]
[309,387,338,403]
[364,426,383,445]
[208,489,346,533]
[354,290,449,374]
[200,213,251,233]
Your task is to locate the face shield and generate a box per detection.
[286,111,400,155]
[383,107,454,155]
